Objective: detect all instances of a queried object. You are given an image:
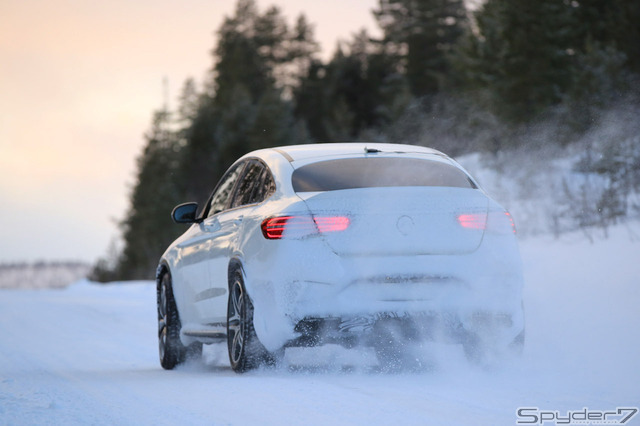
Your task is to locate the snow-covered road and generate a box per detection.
[1,225,639,425]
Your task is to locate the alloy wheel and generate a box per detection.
[158,276,169,361]
[227,277,245,367]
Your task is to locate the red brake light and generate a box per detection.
[457,213,487,229]
[261,216,295,239]
[502,212,517,234]
[261,215,350,239]
[457,211,516,234]
[313,216,350,233]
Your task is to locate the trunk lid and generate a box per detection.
[300,187,488,256]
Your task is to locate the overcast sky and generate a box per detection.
[0,0,380,263]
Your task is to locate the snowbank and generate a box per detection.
[0,261,91,289]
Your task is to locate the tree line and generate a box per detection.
[91,0,640,281]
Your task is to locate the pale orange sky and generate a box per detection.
[0,0,380,263]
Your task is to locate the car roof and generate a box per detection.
[236,143,481,196]
[267,143,446,163]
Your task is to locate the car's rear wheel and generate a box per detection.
[463,329,524,366]
[373,318,423,372]
[158,271,201,369]
[227,269,275,372]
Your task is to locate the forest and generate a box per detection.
[92,0,640,281]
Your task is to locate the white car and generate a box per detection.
[156,143,524,372]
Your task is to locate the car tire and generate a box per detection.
[462,333,486,365]
[157,271,201,369]
[372,318,422,372]
[463,329,525,366]
[509,329,525,356]
[227,269,273,372]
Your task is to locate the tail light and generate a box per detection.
[261,215,350,239]
[457,213,486,230]
[457,211,516,234]
[501,212,517,234]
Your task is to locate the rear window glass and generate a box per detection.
[292,157,476,192]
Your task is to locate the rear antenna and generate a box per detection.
[364,146,382,154]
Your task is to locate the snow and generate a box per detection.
[1,223,638,425]
[0,262,91,289]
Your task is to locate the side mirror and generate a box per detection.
[171,202,199,224]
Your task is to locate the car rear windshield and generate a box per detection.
[291,157,476,192]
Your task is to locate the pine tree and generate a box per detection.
[210,0,302,170]
[573,0,640,74]
[563,0,640,124]
[176,78,199,130]
[213,0,271,107]
[246,88,296,150]
[294,31,408,141]
[116,110,183,279]
[176,93,221,206]
[373,0,469,98]
[293,60,333,142]
[288,15,321,85]
[459,0,576,123]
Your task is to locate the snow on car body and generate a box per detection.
[156,143,524,372]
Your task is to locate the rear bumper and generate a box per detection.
[287,310,523,349]
[245,238,524,352]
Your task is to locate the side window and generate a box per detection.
[253,167,276,203]
[231,162,264,209]
[208,163,245,217]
